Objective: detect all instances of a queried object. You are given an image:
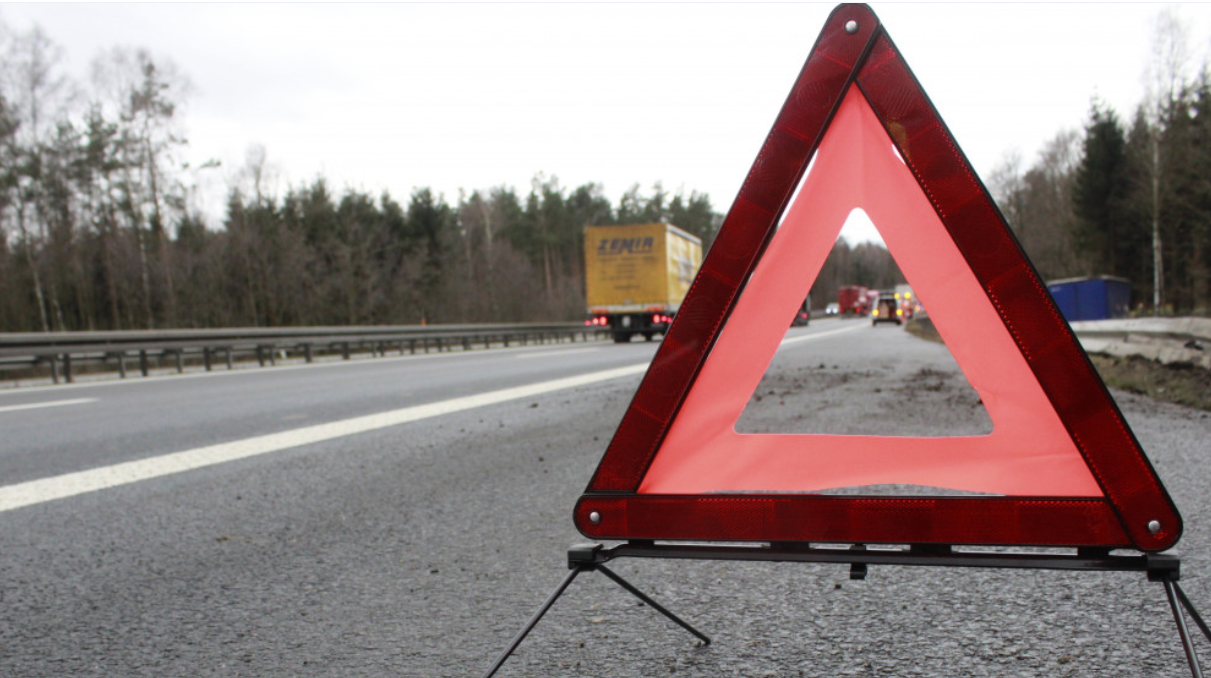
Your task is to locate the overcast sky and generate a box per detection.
[2,2,1207,241]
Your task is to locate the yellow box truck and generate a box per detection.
[583,223,703,343]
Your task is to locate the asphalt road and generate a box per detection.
[1,319,1210,677]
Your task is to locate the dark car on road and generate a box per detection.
[791,296,811,326]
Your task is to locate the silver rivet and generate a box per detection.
[1148,520,1162,535]
[845,20,859,35]
[589,511,602,525]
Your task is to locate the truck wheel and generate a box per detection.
[643,332,654,341]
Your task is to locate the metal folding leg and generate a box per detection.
[1165,579,1211,678]
[596,564,711,646]
[480,546,708,678]
[480,565,584,678]
[482,542,1211,677]
[1175,582,1211,644]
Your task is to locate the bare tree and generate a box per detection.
[989,131,1087,281]
[1141,6,1192,315]
[238,143,275,209]
[2,25,73,331]
[90,47,190,327]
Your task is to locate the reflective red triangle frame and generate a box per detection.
[574,3,1181,552]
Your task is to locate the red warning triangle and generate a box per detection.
[574,3,1181,552]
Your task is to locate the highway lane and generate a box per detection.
[1,319,1209,677]
[0,322,858,494]
[0,338,664,487]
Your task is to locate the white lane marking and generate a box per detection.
[0,398,96,414]
[779,323,866,346]
[515,348,602,360]
[0,363,649,513]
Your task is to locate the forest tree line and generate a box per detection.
[1,12,1208,332]
[0,21,725,331]
[989,11,1210,315]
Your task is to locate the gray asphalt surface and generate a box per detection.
[0,340,655,484]
[1,320,1209,677]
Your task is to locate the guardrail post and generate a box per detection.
[4,324,597,383]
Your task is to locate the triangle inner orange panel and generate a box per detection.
[640,87,1099,498]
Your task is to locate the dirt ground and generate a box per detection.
[906,317,1211,412]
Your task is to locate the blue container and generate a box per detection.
[1046,276,1132,321]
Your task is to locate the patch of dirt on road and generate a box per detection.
[1089,353,1211,412]
[904,316,941,343]
[907,315,1211,412]
[737,344,991,437]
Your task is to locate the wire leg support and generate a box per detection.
[1175,582,1211,644]
[596,563,711,646]
[480,565,584,678]
[1165,579,1205,678]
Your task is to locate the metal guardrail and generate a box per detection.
[4,317,1203,387]
[0,323,611,384]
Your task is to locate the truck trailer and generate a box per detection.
[837,285,870,315]
[1046,275,1132,321]
[584,223,703,343]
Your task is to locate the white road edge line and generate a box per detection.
[0,364,648,514]
[515,347,602,359]
[780,323,866,346]
[0,398,97,414]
